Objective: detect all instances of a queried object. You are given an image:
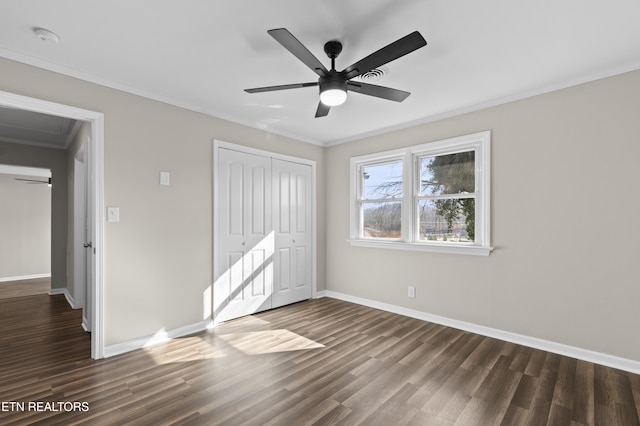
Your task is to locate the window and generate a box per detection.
[360,159,403,239]
[350,131,492,255]
[418,151,475,243]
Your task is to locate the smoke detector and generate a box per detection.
[357,66,389,82]
[34,28,59,44]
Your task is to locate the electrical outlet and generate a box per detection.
[408,286,416,298]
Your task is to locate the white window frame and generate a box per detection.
[354,153,407,242]
[349,131,492,256]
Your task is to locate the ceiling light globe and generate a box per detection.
[320,89,347,106]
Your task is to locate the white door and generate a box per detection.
[214,148,273,323]
[84,136,94,333]
[73,147,86,311]
[272,159,312,307]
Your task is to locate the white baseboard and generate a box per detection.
[104,319,214,358]
[316,290,640,375]
[49,287,76,309]
[0,273,51,283]
[49,288,66,296]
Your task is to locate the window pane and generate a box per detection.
[418,198,475,242]
[363,202,401,238]
[420,151,475,196]
[363,161,403,199]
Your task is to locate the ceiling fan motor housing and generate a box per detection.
[319,71,347,93]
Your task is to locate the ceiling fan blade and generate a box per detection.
[315,102,330,118]
[343,31,427,80]
[347,82,411,102]
[268,28,329,77]
[245,82,318,93]
[15,178,48,184]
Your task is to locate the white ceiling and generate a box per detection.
[1,0,640,147]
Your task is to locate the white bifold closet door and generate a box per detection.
[272,158,312,307]
[215,148,312,323]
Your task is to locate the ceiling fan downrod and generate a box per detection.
[324,40,343,71]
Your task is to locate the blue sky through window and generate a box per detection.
[363,161,402,199]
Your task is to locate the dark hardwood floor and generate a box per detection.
[1,294,639,425]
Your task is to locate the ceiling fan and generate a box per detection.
[15,177,52,186]
[245,28,427,117]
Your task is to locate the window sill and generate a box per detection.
[348,239,493,256]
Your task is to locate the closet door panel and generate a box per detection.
[272,159,312,307]
[215,148,273,322]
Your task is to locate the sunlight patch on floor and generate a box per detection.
[143,323,324,365]
[144,336,229,364]
[217,329,325,355]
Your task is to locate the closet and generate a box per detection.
[214,145,313,322]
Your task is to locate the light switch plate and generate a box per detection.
[107,206,120,222]
[160,171,170,186]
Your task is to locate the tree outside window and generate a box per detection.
[419,151,475,242]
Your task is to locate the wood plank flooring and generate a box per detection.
[1,294,639,425]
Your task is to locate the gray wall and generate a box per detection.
[0,142,67,289]
[0,172,51,279]
[325,69,640,362]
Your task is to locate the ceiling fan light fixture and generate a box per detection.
[320,88,347,106]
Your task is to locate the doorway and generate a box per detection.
[0,165,52,296]
[0,89,105,359]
